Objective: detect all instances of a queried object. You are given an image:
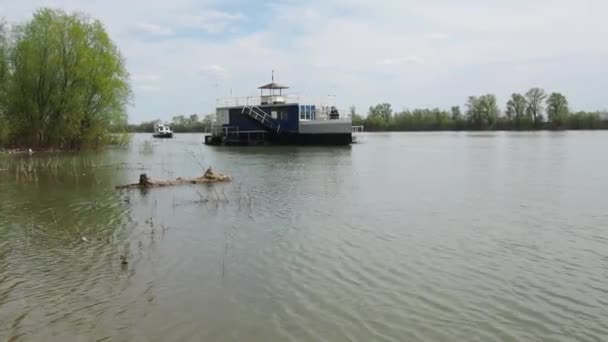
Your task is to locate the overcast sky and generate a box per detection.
[2,0,607,122]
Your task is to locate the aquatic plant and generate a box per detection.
[105,132,133,149]
[138,140,155,155]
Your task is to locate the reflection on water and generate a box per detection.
[1,132,608,341]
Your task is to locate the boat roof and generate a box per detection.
[258,82,289,90]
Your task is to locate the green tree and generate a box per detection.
[450,106,465,130]
[5,8,131,148]
[567,111,600,129]
[0,21,8,143]
[451,106,461,120]
[202,113,215,131]
[189,114,199,127]
[505,93,528,129]
[466,94,498,129]
[348,105,356,118]
[348,106,364,126]
[0,20,7,103]
[546,92,569,128]
[525,88,546,128]
[368,103,392,122]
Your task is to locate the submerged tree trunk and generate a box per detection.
[116,168,231,189]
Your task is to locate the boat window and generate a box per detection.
[299,105,318,120]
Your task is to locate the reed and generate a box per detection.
[138,140,155,155]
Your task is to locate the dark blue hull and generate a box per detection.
[204,132,351,146]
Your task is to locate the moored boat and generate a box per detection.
[204,76,361,146]
[153,123,173,138]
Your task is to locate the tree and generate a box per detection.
[505,93,528,129]
[451,106,462,120]
[0,21,8,143]
[368,103,392,122]
[0,20,7,104]
[546,92,569,128]
[202,113,215,130]
[525,88,546,128]
[466,94,498,129]
[450,106,466,130]
[348,105,364,126]
[5,8,131,148]
[189,114,199,125]
[348,105,356,118]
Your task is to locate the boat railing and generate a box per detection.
[312,107,352,121]
[352,125,364,133]
[216,94,302,108]
[215,94,345,108]
[212,125,240,137]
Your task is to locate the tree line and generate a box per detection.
[352,88,608,131]
[127,113,215,133]
[0,8,131,149]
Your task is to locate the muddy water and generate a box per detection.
[1,132,607,341]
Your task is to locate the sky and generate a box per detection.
[1,0,607,123]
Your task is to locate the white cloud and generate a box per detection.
[378,56,425,66]
[131,74,161,82]
[200,64,228,81]
[137,85,161,92]
[3,0,608,121]
[201,65,226,73]
[426,32,448,40]
[179,11,243,33]
[134,22,173,36]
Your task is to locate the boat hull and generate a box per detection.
[153,132,173,138]
[204,132,351,146]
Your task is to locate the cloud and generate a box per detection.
[200,65,228,81]
[137,85,161,92]
[425,32,448,40]
[378,56,425,66]
[131,74,161,82]
[134,22,173,36]
[202,65,226,73]
[179,11,244,33]
[4,0,608,122]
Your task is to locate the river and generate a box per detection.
[1,132,607,341]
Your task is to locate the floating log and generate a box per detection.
[116,167,231,189]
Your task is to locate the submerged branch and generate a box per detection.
[116,167,231,189]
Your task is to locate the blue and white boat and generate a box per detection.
[204,77,357,146]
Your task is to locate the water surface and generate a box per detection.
[1,132,607,341]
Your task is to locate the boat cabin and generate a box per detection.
[153,123,173,138]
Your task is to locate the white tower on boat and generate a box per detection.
[258,71,289,105]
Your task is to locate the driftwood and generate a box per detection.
[116,167,231,189]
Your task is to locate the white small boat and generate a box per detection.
[153,123,173,138]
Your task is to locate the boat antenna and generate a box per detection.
[272,69,274,82]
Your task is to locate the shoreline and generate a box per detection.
[2,128,607,154]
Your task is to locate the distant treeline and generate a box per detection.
[128,114,215,133]
[351,88,608,131]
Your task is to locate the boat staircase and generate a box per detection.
[242,105,281,134]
